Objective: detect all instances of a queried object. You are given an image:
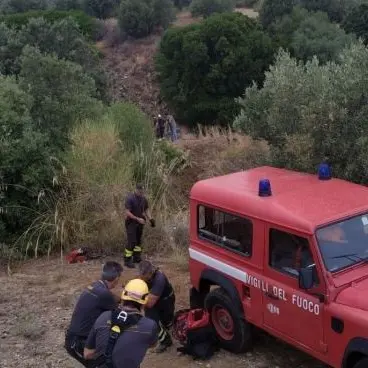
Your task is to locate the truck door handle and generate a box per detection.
[264,291,279,300]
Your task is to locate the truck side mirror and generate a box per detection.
[299,267,314,290]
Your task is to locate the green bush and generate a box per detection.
[269,7,356,64]
[291,11,355,63]
[342,3,368,45]
[0,75,51,246]
[0,0,48,14]
[82,0,120,19]
[234,41,368,184]
[299,0,344,23]
[155,12,275,126]
[172,0,192,9]
[190,0,235,18]
[55,0,83,10]
[118,0,175,38]
[0,10,98,38]
[105,102,155,153]
[0,17,107,101]
[235,0,258,7]
[0,45,103,248]
[19,46,102,149]
[259,0,297,29]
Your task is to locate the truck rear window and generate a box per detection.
[197,205,253,256]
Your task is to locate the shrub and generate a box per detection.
[270,7,356,64]
[106,102,155,153]
[0,10,98,39]
[299,0,345,23]
[55,0,82,10]
[18,110,184,254]
[82,0,120,19]
[173,0,192,9]
[259,0,297,29]
[118,0,175,38]
[342,3,368,45]
[19,46,102,149]
[0,0,48,14]
[155,12,275,126]
[234,41,368,184]
[235,0,258,7]
[291,11,355,63]
[0,75,51,246]
[0,17,107,100]
[190,0,235,18]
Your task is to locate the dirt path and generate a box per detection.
[0,257,326,368]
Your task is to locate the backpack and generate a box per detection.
[172,308,219,360]
[99,309,142,368]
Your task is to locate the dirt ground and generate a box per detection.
[0,256,326,368]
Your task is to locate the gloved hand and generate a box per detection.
[150,218,156,227]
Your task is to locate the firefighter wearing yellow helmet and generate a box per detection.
[83,279,159,368]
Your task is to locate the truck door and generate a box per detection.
[262,227,327,354]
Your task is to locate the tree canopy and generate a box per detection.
[234,41,368,184]
[155,12,275,126]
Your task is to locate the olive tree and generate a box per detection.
[234,41,368,184]
[156,12,275,126]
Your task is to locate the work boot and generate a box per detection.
[133,252,142,264]
[124,256,135,269]
[155,334,172,353]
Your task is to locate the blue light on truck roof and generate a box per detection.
[318,163,332,180]
[259,179,272,197]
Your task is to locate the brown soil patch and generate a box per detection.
[235,7,259,18]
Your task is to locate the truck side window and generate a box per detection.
[197,205,253,256]
[269,229,319,284]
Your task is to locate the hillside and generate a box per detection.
[99,9,258,118]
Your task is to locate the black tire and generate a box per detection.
[354,357,368,368]
[205,287,252,353]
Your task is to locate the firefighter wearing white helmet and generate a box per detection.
[83,279,159,368]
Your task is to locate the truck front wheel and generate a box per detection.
[353,357,368,368]
[204,287,252,353]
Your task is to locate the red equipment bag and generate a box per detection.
[173,308,218,360]
[65,248,88,264]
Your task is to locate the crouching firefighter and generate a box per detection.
[138,260,175,353]
[83,279,159,368]
[64,261,123,367]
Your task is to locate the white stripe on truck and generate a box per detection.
[189,248,247,283]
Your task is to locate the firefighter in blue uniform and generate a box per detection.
[138,260,175,353]
[83,278,158,368]
[64,261,123,367]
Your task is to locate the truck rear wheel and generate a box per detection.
[205,287,252,353]
[354,357,368,368]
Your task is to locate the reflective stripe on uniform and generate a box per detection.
[125,249,133,257]
[158,321,167,342]
[133,246,142,252]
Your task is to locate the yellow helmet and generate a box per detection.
[121,279,149,305]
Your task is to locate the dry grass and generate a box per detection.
[235,7,259,18]
[173,11,202,26]
[173,126,270,202]
[13,115,186,263]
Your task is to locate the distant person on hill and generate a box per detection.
[64,261,123,367]
[156,114,166,139]
[167,114,178,142]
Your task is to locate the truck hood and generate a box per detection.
[336,276,368,311]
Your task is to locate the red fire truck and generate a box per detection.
[188,164,368,368]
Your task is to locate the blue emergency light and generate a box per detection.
[259,179,272,197]
[318,163,332,180]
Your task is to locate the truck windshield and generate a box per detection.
[316,213,368,272]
